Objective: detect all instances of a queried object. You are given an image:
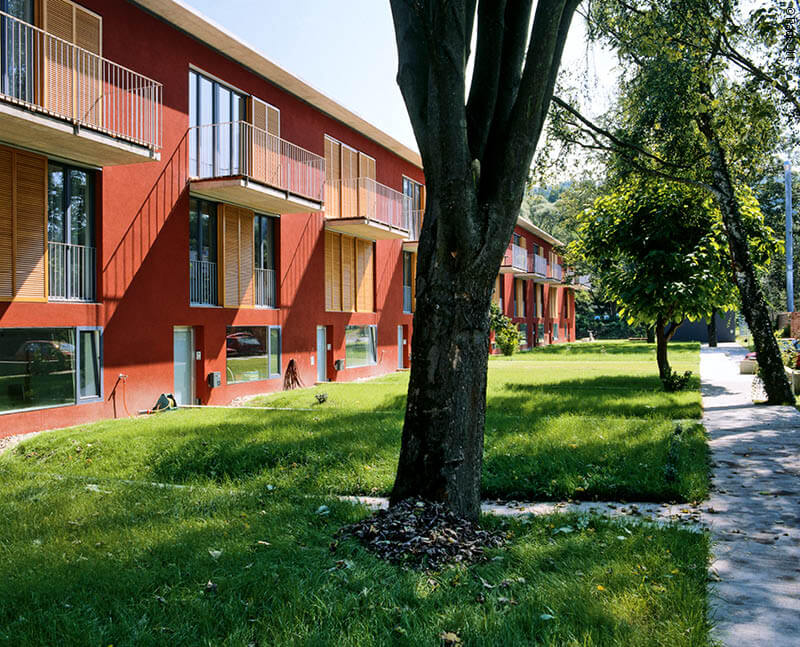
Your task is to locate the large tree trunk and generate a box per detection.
[391,243,496,516]
[696,105,794,404]
[389,0,580,520]
[708,308,718,348]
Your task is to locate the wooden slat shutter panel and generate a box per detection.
[239,209,254,307]
[491,276,499,306]
[324,137,341,219]
[74,6,102,128]
[341,234,353,312]
[519,237,526,250]
[266,105,279,136]
[44,0,75,118]
[249,97,268,184]
[14,151,47,301]
[0,147,13,299]
[222,205,239,308]
[340,146,358,218]
[331,232,341,311]
[357,153,375,219]
[363,241,374,312]
[324,230,335,311]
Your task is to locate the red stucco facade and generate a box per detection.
[0,0,575,438]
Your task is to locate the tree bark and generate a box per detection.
[388,0,580,520]
[708,308,718,347]
[655,315,671,379]
[696,103,794,404]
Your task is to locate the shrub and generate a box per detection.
[662,369,693,392]
[490,303,522,356]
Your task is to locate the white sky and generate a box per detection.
[183,1,617,154]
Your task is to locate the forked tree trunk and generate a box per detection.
[697,104,794,404]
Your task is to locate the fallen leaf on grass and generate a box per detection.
[208,549,222,560]
[540,613,555,621]
[440,631,462,645]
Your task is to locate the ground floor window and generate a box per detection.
[553,323,559,341]
[0,327,102,414]
[225,326,281,384]
[519,323,528,348]
[345,325,377,368]
[537,323,545,343]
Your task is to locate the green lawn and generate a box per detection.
[5,341,706,502]
[0,341,713,646]
[0,464,711,647]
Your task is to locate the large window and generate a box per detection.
[402,176,424,237]
[189,70,247,178]
[48,163,96,302]
[519,323,528,349]
[189,197,218,306]
[254,214,277,308]
[226,326,281,384]
[346,325,377,368]
[0,327,102,414]
[1,0,34,103]
[402,251,415,313]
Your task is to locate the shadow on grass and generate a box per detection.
[512,341,700,357]
[0,472,711,647]
[494,374,702,420]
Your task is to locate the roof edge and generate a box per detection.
[131,0,423,169]
[516,216,565,248]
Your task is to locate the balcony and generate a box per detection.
[565,273,592,290]
[550,263,563,283]
[189,121,325,215]
[48,242,95,302]
[190,260,218,306]
[255,268,277,308]
[518,254,548,280]
[325,177,410,240]
[0,11,162,166]
[402,209,423,252]
[500,243,528,273]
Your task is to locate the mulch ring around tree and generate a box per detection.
[335,498,506,571]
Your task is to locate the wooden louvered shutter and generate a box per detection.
[355,239,374,312]
[341,235,354,312]
[324,136,341,219]
[514,280,522,317]
[222,205,238,307]
[357,153,375,219]
[0,147,13,299]
[340,146,358,218]
[74,6,102,128]
[44,0,75,118]
[14,151,47,301]
[250,97,275,186]
[491,276,500,306]
[239,208,254,308]
[519,236,526,249]
[324,230,342,312]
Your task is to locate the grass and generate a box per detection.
[0,341,713,645]
[0,464,711,647]
[5,341,707,502]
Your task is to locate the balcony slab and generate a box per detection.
[190,177,323,215]
[325,217,408,240]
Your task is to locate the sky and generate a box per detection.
[182,1,617,154]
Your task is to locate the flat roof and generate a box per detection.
[132,0,422,169]
[516,217,565,248]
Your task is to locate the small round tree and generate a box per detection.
[573,178,770,381]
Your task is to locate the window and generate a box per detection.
[346,325,377,368]
[1,0,34,103]
[226,325,281,384]
[402,251,415,313]
[254,214,277,308]
[325,231,374,312]
[48,163,96,302]
[189,70,247,178]
[537,323,545,343]
[0,327,102,414]
[553,323,559,341]
[189,197,218,306]
[519,323,528,348]
[402,176,424,237]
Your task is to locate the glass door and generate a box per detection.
[1,0,34,103]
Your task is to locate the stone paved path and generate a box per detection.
[700,343,800,646]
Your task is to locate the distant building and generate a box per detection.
[671,311,736,343]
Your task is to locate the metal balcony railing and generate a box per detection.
[326,177,411,231]
[502,243,528,272]
[403,285,412,313]
[189,121,325,203]
[577,274,591,287]
[48,241,95,302]
[0,10,162,150]
[406,209,423,241]
[531,254,547,277]
[255,268,277,308]
[190,260,218,305]
[550,263,563,282]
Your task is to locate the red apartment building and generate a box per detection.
[0,0,578,437]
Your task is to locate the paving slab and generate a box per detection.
[700,343,800,647]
